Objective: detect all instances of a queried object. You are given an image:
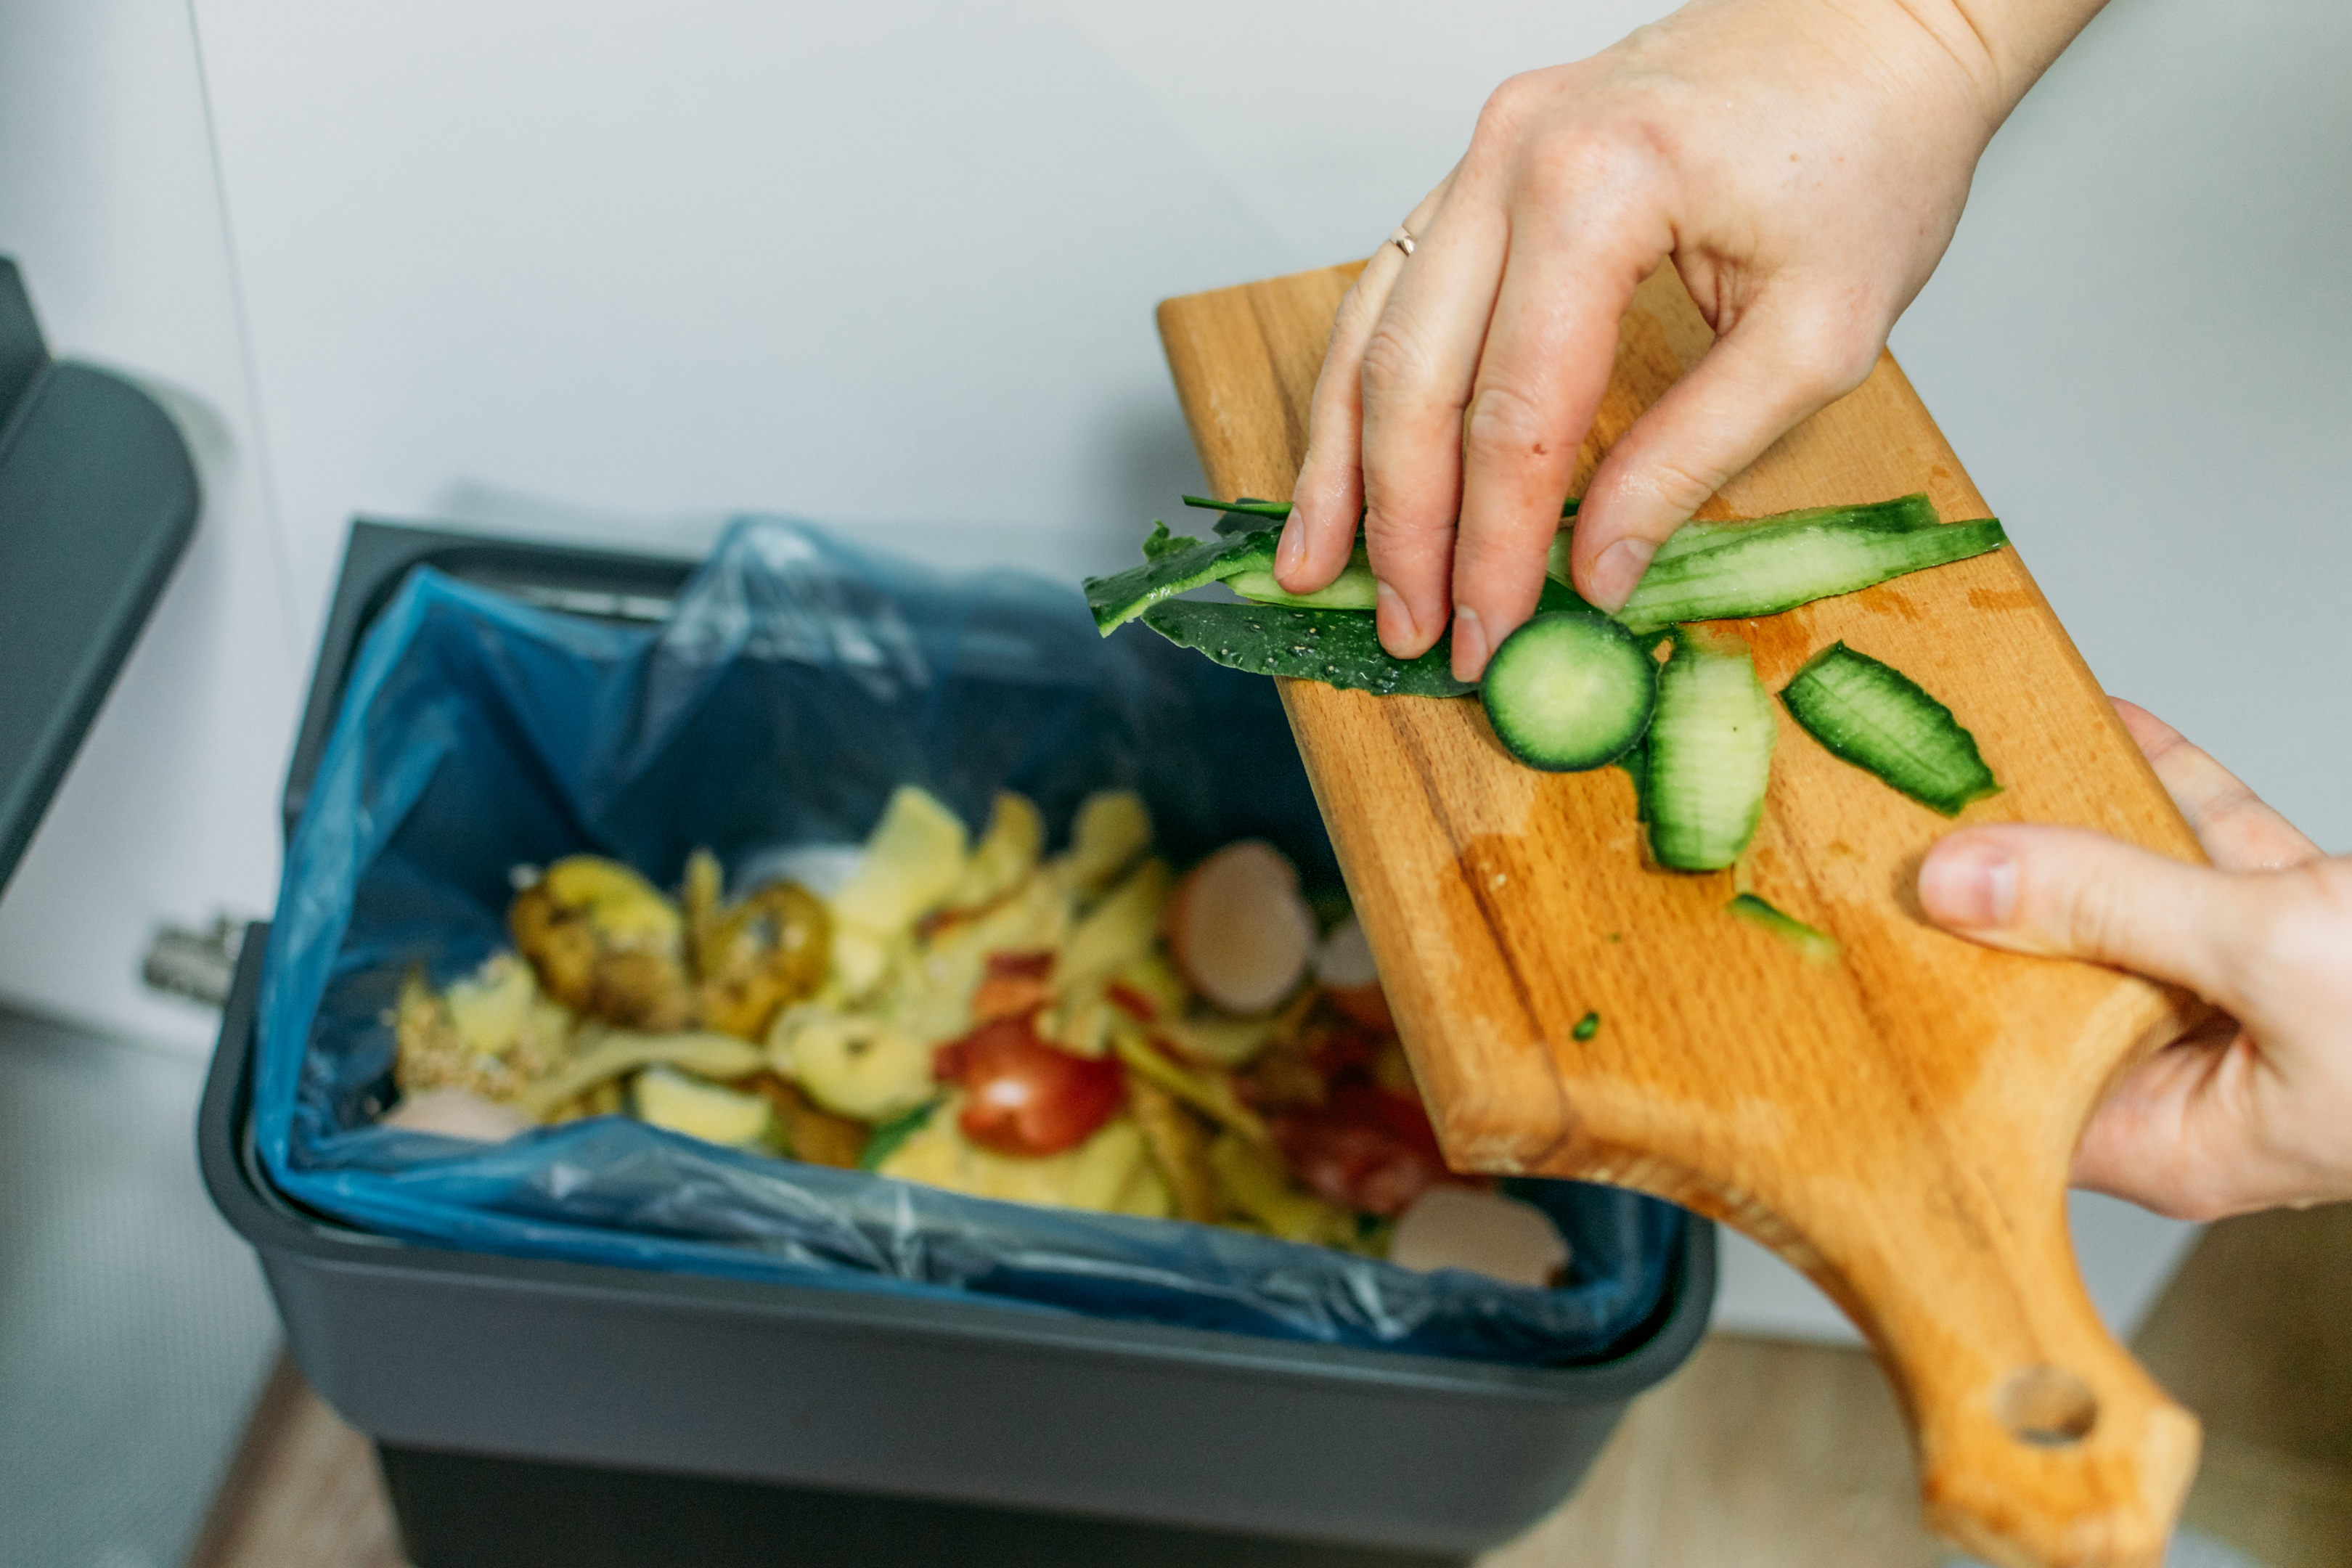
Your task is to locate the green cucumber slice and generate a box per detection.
[1645,632,1776,871]
[1779,642,2000,815]
[1139,600,1475,697]
[1613,517,2007,634]
[1479,613,1656,772]
[1726,893,1841,963]
[1085,527,1282,634]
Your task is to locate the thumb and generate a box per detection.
[1918,825,2253,1017]
[1567,289,1882,611]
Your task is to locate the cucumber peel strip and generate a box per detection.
[1611,515,2007,635]
[1779,641,2001,816]
[1085,526,1282,633]
[1726,893,1842,964]
[1184,493,1580,537]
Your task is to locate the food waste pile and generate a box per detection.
[385,784,1569,1287]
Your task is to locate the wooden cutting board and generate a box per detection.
[1157,261,2207,1568]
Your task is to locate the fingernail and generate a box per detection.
[1375,579,1421,655]
[1920,841,2017,928]
[1450,604,1489,680]
[1589,538,1657,612]
[1275,515,1307,580]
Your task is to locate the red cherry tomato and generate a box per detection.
[1271,1083,1453,1217]
[934,1016,1124,1156]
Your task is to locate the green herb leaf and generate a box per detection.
[1141,520,1204,562]
[1140,599,1475,698]
[859,1099,942,1172]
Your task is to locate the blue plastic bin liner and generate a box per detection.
[255,516,1684,1363]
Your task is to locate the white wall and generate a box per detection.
[0,0,301,1052]
[5,0,2343,1334]
[1891,0,2352,852]
[177,0,2352,847]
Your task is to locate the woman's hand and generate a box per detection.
[1280,0,2104,679]
[1919,701,2352,1220]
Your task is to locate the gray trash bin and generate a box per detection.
[200,522,1715,1567]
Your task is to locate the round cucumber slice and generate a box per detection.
[1479,611,1657,772]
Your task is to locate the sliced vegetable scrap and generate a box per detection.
[878,1098,1171,1218]
[1211,1131,1353,1246]
[934,1014,1126,1156]
[1479,611,1656,772]
[1607,514,2008,636]
[513,1028,764,1120]
[1571,1011,1601,1042]
[1725,893,1842,965]
[1162,840,1317,1016]
[508,855,696,1032]
[1779,641,2001,816]
[1127,1074,1218,1223]
[1270,1080,1453,1219]
[383,783,1502,1265]
[1108,494,2006,740]
[634,1064,771,1147]
[1643,630,1776,873]
[1110,1028,1269,1146]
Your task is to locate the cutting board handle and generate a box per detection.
[1847,1190,2199,1567]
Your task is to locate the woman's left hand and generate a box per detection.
[1919,701,2352,1220]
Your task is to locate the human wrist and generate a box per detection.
[1930,0,2112,123]
[1688,0,2019,144]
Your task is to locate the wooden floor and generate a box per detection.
[184,1206,2351,1568]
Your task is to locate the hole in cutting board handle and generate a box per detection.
[1995,1365,2099,1447]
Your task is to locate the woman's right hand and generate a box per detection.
[1279,0,2107,680]
[1920,701,2352,1220]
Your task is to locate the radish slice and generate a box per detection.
[1387,1186,1571,1289]
[1312,914,1394,1032]
[1163,841,1315,1015]
[383,1087,534,1142]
